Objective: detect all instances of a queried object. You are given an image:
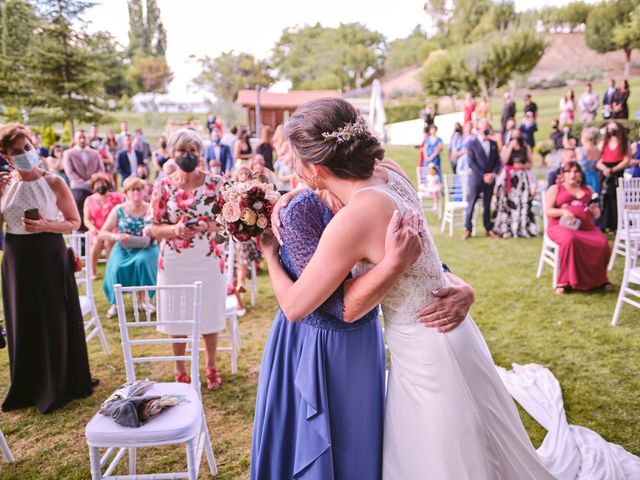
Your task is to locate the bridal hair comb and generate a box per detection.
[322,117,369,144]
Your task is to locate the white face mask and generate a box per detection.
[12,149,39,172]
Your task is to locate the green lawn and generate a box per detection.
[0,146,638,479]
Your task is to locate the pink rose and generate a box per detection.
[222,202,241,222]
[172,237,191,250]
[175,190,196,211]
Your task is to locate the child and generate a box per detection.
[419,163,442,209]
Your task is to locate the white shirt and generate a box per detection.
[480,137,490,158]
[80,148,89,163]
[127,150,137,175]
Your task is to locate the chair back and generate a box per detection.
[64,232,93,299]
[443,173,464,203]
[541,189,549,233]
[416,166,428,188]
[225,237,236,287]
[619,177,640,190]
[623,209,640,269]
[114,282,202,388]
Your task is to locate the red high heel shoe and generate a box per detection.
[174,372,191,384]
[206,367,222,391]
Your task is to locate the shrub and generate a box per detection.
[386,102,438,124]
[62,120,73,144]
[41,125,58,147]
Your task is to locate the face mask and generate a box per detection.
[96,185,108,195]
[176,152,199,173]
[213,138,221,145]
[90,140,101,149]
[129,190,145,201]
[608,129,618,136]
[160,142,167,149]
[211,166,222,175]
[137,172,148,180]
[483,129,491,136]
[12,149,39,172]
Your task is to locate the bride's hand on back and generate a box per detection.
[271,187,308,244]
[416,275,475,333]
[383,210,423,272]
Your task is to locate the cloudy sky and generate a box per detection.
[84,0,584,96]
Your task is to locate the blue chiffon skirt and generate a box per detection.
[250,311,385,479]
[103,242,159,304]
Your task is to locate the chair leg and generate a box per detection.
[93,305,110,356]
[608,233,620,271]
[202,413,218,476]
[449,213,454,237]
[0,429,14,463]
[440,211,446,232]
[186,438,198,480]
[536,247,546,278]
[230,315,238,375]
[611,273,629,326]
[552,255,559,289]
[88,446,102,480]
[128,447,136,475]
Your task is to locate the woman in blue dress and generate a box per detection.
[423,124,443,180]
[100,177,159,317]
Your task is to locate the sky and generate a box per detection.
[84,0,583,97]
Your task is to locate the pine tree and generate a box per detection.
[146,0,166,57]
[127,0,144,58]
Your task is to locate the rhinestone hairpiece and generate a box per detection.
[322,117,368,144]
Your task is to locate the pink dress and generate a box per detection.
[547,185,610,290]
[86,192,124,230]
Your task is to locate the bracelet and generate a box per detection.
[171,225,176,236]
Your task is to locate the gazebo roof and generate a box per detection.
[236,89,342,109]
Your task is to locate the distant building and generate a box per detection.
[236,89,342,131]
[131,92,214,114]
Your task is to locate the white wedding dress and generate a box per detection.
[354,168,640,480]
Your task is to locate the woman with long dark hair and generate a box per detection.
[597,121,630,232]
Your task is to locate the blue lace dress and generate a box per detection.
[103,205,159,304]
[250,190,385,480]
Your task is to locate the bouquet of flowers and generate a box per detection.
[211,179,280,242]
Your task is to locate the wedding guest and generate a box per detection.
[88,123,102,145]
[578,82,599,122]
[422,124,443,177]
[559,89,575,124]
[502,117,516,146]
[612,79,630,120]
[32,132,49,163]
[548,145,580,187]
[116,121,129,150]
[274,147,294,193]
[463,93,476,124]
[602,79,616,120]
[83,173,124,278]
[501,92,516,131]
[455,122,475,197]
[420,103,436,129]
[45,143,67,184]
[148,128,226,390]
[523,93,537,120]
[519,111,538,148]
[133,128,151,164]
[100,176,158,318]
[205,129,233,174]
[256,125,275,170]
[464,119,500,240]
[220,125,239,161]
[575,128,600,194]
[252,154,277,186]
[545,161,611,294]
[476,96,490,120]
[151,135,170,178]
[115,134,143,184]
[206,113,216,135]
[449,122,464,173]
[549,119,564,151]
[234,129,253,169]
[597,121,630,232]
[63,129,105,230]
[0,123,94,413]
[104,129,118,157]
[493,129,537,238]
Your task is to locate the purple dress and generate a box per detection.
[250,190,385,479]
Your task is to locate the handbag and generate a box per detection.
[68,247,83,273]
[559,216,581,231]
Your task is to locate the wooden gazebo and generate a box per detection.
[236,89,342,131]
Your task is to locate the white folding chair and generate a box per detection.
[219,238,240,374]
[249,261,259,307]
[85,282,218,479]
[416,166,442,219]
[440,173,476,236]
[611,209,640,326]
[0,428,14,463]
[608,181,640,270]
[531,179,548,231]
[536,192,560,288]
[65,232,110,356]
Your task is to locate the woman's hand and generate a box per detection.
[417,280,475,333]
[23,212,51,233]
[562,209,577,225]
[115,233,130,245]
[190,220,210,234]
[174,218,197,240]
[588,203,601,219]
[0,172,12,195]
[271,187,308,243]
[260,229,279,257]
[382,210,423,273]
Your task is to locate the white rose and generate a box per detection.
[256,215,268,229]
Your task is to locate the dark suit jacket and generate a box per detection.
[501,101,516,127]
[467,137,500,184]
[603,88,616,106]
[205,143,233,173]
[116,149,143,182]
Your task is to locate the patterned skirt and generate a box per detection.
[492,169,539,238]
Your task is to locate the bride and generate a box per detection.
[261,98,640,479]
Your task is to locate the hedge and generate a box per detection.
[385,102,429,124]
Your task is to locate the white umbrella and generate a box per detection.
[368,79,386,143]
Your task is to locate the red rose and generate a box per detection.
[175,190,196,210]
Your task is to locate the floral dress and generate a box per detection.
[149,173,227,336]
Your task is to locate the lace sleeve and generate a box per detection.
[278,190,346,320]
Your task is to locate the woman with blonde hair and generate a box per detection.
[100,176,159,317]
[148,128,227,390]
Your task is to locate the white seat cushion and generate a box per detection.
[226,295,238,315]
[85,382,202,447]
[79,295,92,316]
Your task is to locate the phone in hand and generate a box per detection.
[24,208,39,220]
[185,218,200,228]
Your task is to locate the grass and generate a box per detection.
[0,146,639,479]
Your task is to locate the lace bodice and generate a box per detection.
[279,189,377,331]
[352,168,449,325]
[1,174,60,234]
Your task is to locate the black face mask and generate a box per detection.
[160,142,167,149]
[483,129,491,136]
[176,152,199,173]
[96,185,108,195]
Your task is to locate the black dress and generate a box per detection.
[1,175,93,413]
[256,143,274,170]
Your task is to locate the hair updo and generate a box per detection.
[283,98,384,179]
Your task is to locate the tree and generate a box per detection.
[385,26,437,73]
[29,0,108,126]
[585,0,637,78]
[127,0,166,58]
[127,0,144,57]
[612,4,640,78]
[145,0,167,57]
[424,0,492,45]
[535,1,593,32]
[86,31,132,98]
[193,51,275,102]
[420,50,480,101]
[127,52,172,93]
[272,23,385,91]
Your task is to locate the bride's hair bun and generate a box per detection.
[283,98,384,179]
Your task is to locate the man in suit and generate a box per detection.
[116,134,143,183]
[500,92,516,131]
[133,128,151,163]
[602,79,616,119]
[205,129,233,174]
[464,119,500,240]
[63,129,105,230]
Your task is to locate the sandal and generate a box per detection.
[555,286,567,294]
[175,372,191,384]
[206,367,222,391]
[236,284,247,294]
